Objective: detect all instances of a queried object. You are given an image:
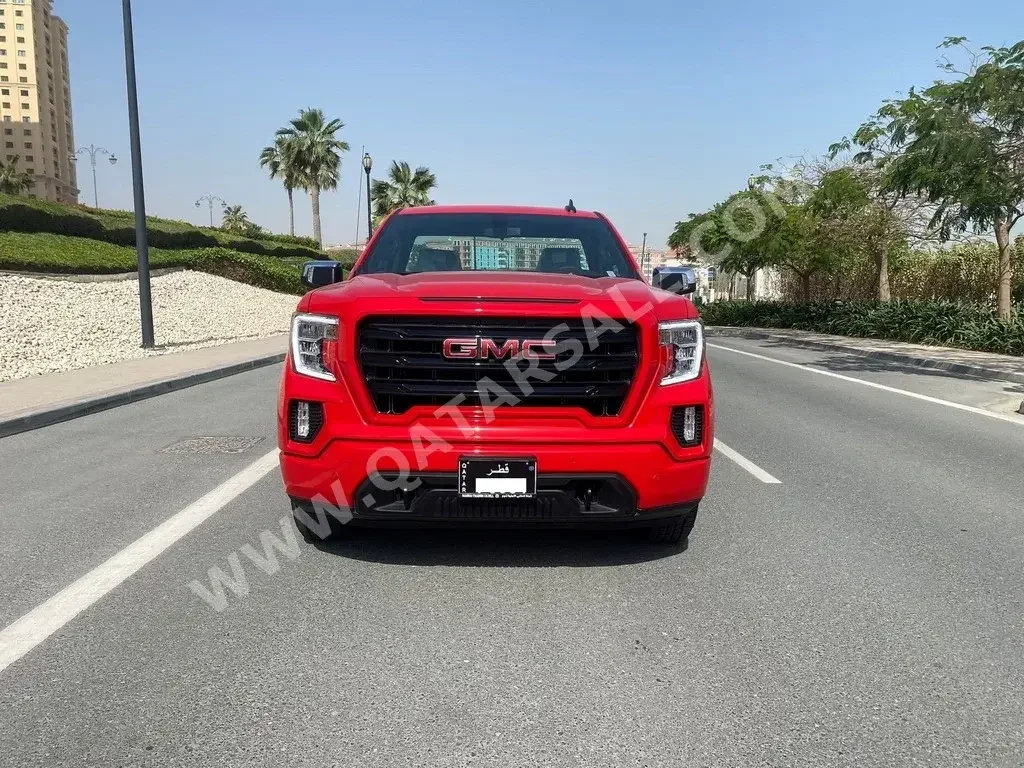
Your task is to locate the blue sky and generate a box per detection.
[61,0,1022,247]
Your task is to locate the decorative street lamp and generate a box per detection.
[74,145,118,208]
[195,194,227,228]
[362,152,373,239]
[641,232,648,275]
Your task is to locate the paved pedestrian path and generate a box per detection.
[0,335,287,435]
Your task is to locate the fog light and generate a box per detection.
[682,406,696,443]
[670,405,703,447]
[295,401,311,439]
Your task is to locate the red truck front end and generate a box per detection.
[277,206,714,546]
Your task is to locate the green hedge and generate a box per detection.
[0,194,324,260]
[0,232,306,295]
[96,206,321,249]
[701,299,1024,356]
[326,248,361,269]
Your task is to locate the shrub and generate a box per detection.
[777,242,1024,304]
[326,248,361,269]
[263,232,321,249]
[0,231,305,295]
[0,193,323,261]
[701,299,1024,356]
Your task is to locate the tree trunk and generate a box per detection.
[801,273,811,303]
[995,218,1012,319]
[746,270,755,301]
[287,188,295,237]
[876,248,891,302]
[311,183,322,247]
[728,273,736,301]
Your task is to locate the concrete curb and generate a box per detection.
[0,352,286,439]
[707,326,1024,386]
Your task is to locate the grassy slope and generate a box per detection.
[0,232,305,294]
[0,193,323,260]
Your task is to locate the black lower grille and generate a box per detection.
[356,474,638,520]
[670,406,704,447]
[358,316,639,416]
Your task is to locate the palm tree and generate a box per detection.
[371,161,438,222]
[0,155,33,196]
[221,204,252,234]
[275,108,349,247]
[259,136,301,237]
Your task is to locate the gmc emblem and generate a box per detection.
[442,338,558,360]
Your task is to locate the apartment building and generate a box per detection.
[0,0,77,202]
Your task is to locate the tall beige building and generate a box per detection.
[0,0,77,203]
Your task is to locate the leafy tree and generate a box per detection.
[669,185,788,300]
[869,37,1024,318]
[763,202,851,302]
[714,189,787,300]
[825,130,937,302]
[668,210,717,255]
[221,205,252,234]
[746,165,857,302]
[259,136,301,237]
[276,108,350,247]
[371,161,437,222]
[0,156,33,196]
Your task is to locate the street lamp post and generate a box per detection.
[362,153,373,240]
[120,0,154,349]
[195,195,227,228]
[74,145,118,208]
[354,144,364,246]
[641,232,648,276]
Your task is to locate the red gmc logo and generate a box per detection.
[442,338,558,360]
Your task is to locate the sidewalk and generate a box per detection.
[0,335,287,437]
[708,326,1024,385]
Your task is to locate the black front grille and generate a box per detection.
[358,316,639,416]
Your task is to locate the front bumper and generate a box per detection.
[280,439,710,528]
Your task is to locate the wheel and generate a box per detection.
[647,507,698,545]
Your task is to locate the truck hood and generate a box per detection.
[307,272,698,320]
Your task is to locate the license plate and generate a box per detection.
[458,457,537,498]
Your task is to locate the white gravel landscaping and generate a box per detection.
[0,270,299,382]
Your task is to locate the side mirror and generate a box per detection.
[301,260,344,289]
[659,272,696,295]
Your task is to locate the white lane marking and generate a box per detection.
[713,439,782,484]
[709,343,1024,426]
[0,449,280,675]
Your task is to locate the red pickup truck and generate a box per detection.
[277,205,714,546]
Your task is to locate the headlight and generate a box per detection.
[291,313,339,381]
[658,320,704,385]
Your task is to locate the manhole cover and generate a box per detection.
[161,436,265,455]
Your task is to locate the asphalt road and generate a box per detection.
[1,338,1022,767]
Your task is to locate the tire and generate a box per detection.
[647,507,698,545]
[292,510,325,543]
[291,501,344,544]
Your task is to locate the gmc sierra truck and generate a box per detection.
[277,205,714,546]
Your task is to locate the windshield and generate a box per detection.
[355,213,641,279]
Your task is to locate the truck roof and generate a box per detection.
[395,205,601,218]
